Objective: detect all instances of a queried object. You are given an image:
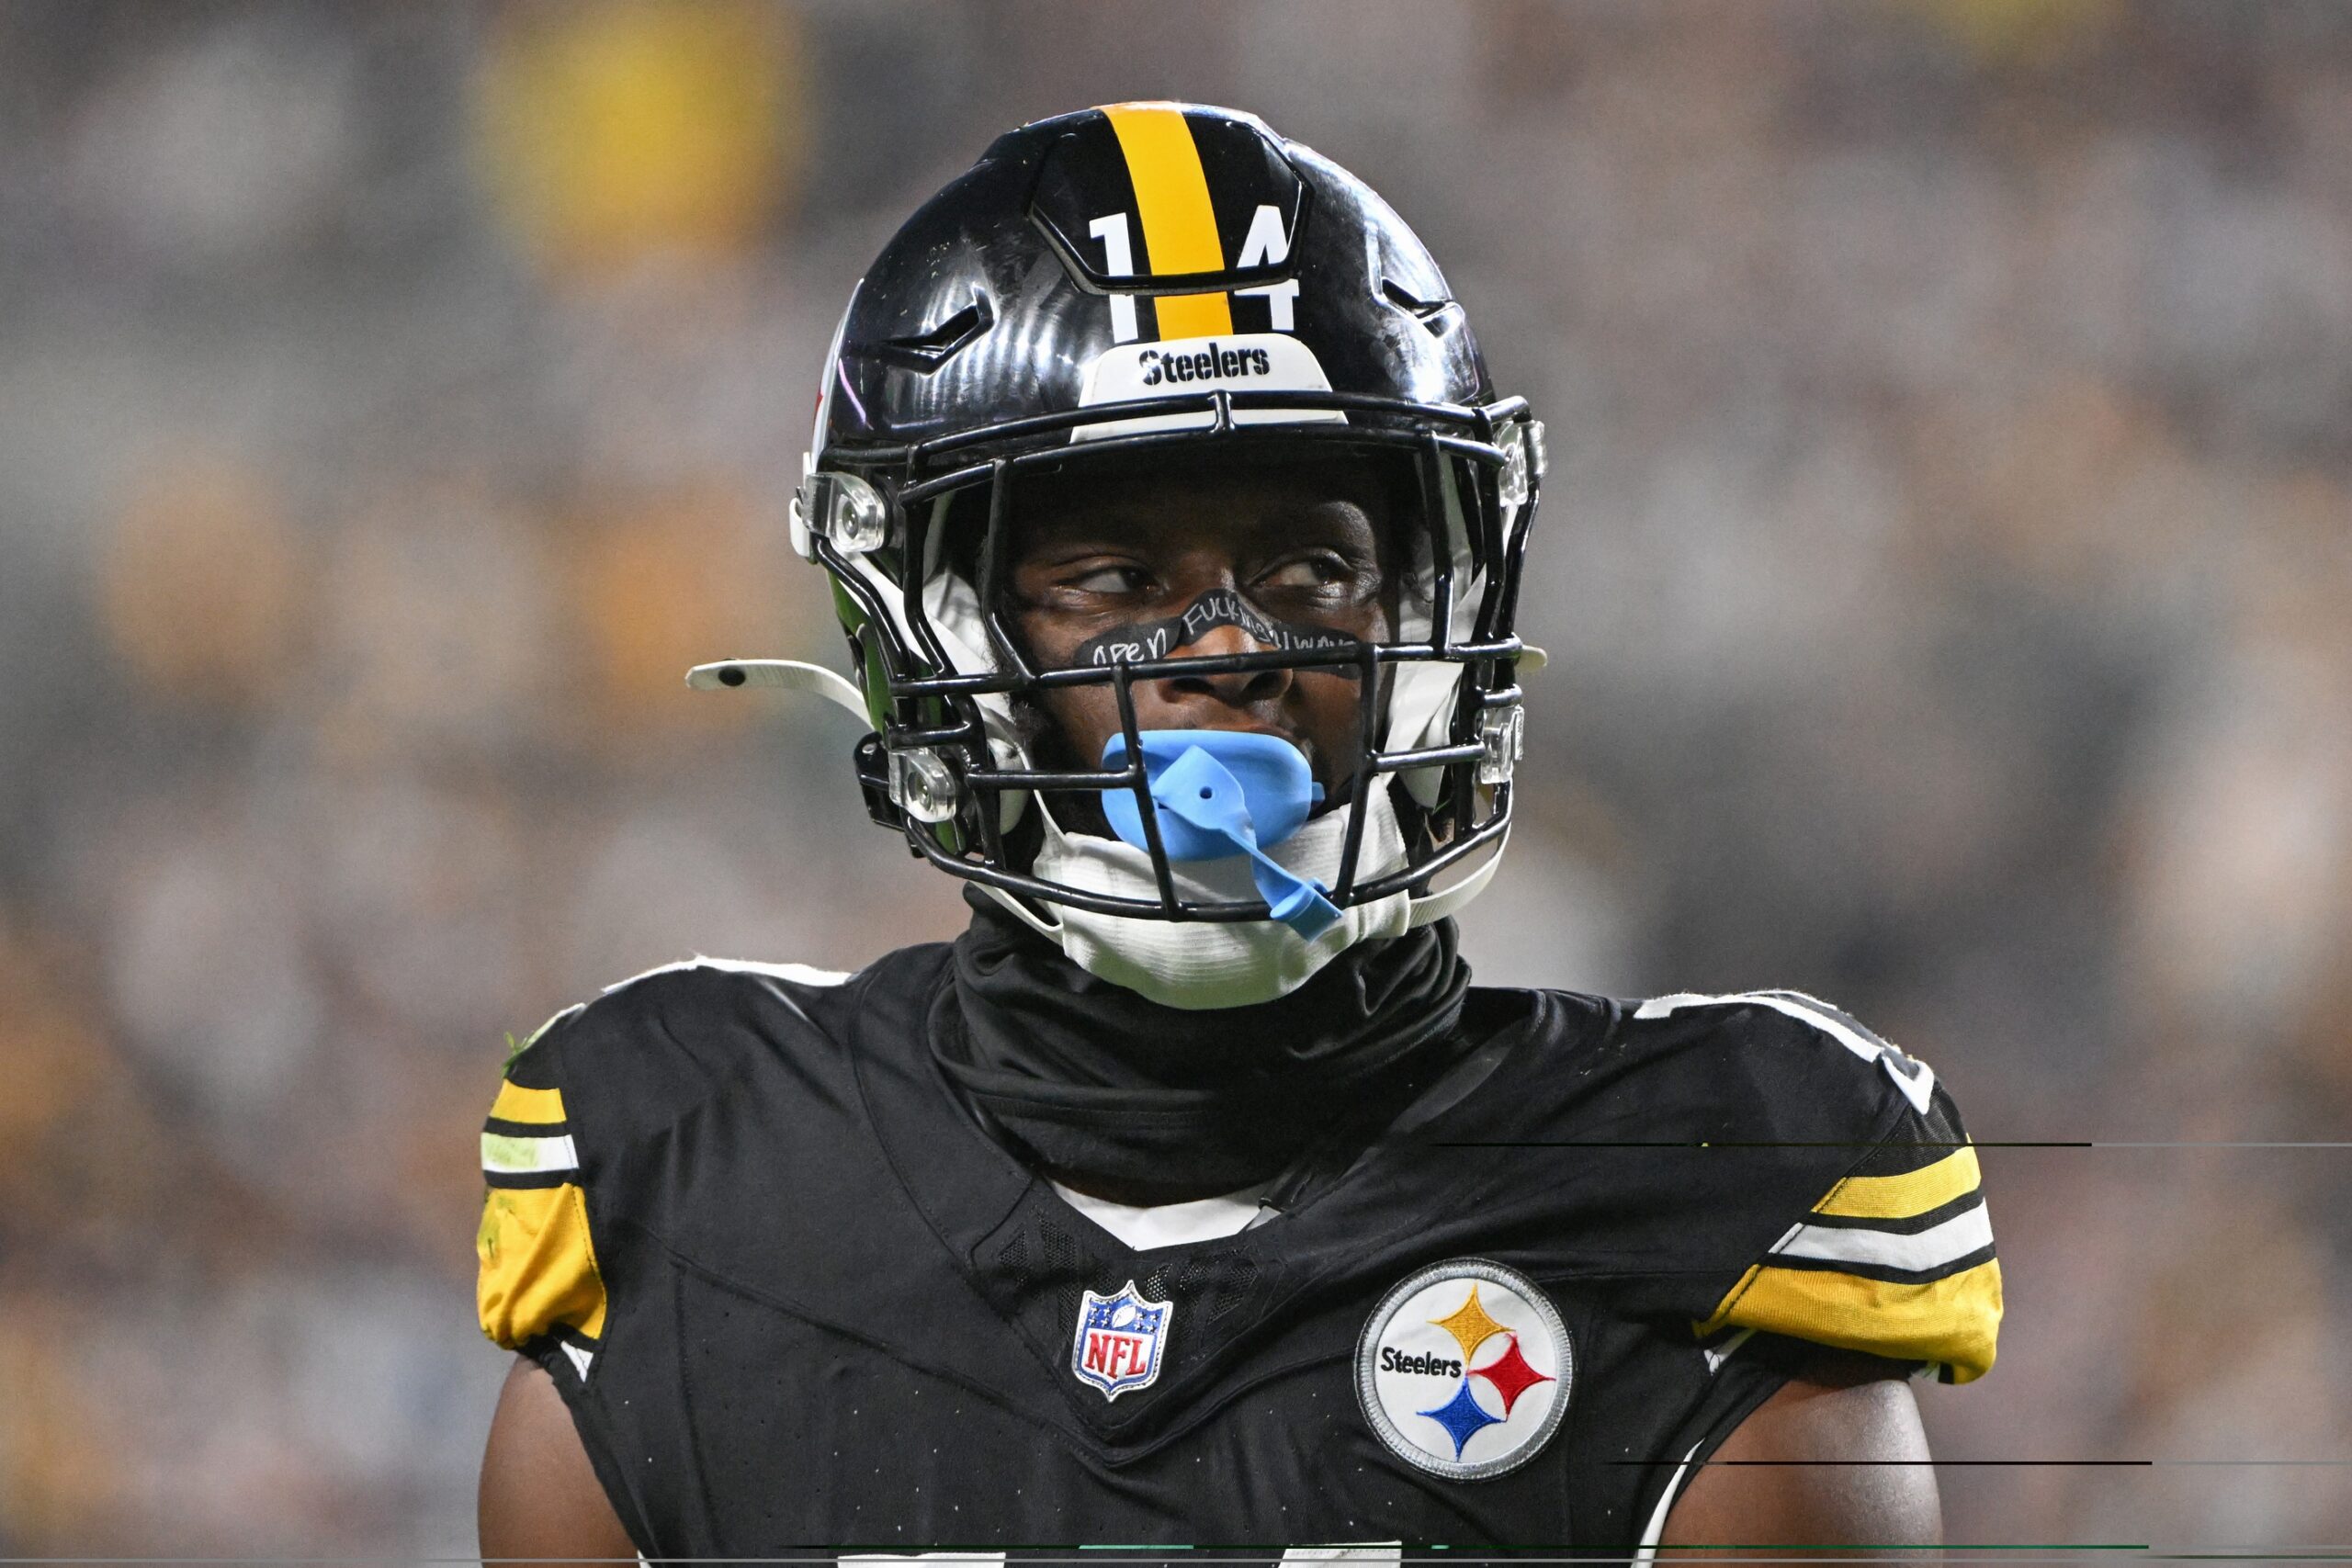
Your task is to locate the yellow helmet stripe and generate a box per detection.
[1100,102,1234,339]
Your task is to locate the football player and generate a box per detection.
[476,103,2000,1561]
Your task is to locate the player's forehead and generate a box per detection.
[1007,449,1408,556]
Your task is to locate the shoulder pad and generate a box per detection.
[1633,988,1938,1115]
[601,953,855,995]
[472,959,861,1371]
[1682,1008,2002,1383]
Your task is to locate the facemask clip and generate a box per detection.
[1477,703,1525,785]
[890,747,961,823]
[1496,418,1547,512]
[795,469,889,555]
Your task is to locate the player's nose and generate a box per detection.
[1159,616,1292,709]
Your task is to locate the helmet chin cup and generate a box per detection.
[1004,771,1418,1009]
[1098,731,1340,940]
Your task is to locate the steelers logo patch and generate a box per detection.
[1355,1258,1571,1481]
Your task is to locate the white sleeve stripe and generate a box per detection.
[559,1340,594,1381]
[481,1132,580,1175]
[1773,1201,1995,1274]
[1633,1437,1707,1563]
[1632,990,1936,1113]
[1702,1325,1757,1374]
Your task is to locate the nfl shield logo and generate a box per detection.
[1070,1280,1173,1402]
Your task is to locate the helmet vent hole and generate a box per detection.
[1380,276,1456,336]
[866,288,994,372]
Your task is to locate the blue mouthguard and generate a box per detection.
[1098,729,1342,941]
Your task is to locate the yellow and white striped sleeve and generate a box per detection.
[474,1071,607,1374]
[1698,1110,2003,1383]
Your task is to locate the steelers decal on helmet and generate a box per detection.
[1074,332,1344,440]
[1356,1259,1570,1481]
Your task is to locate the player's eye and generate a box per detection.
[1060,562,1153,596]
[1255,550,1363,595]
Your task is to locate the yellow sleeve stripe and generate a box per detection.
[476,1181,608,1347]
[488,1079,567,1126]
[1100,102,1235,339]
[1817,1144,1981,1221]
[1699,1256,2004,1383]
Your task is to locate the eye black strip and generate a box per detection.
[1068,587,1363,673]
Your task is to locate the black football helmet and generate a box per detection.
[738,103,1543,928]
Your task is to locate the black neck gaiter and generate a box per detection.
[932,890,1474,1204]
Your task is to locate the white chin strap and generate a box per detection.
[980,782,1506,1011]
[686,660,870,717]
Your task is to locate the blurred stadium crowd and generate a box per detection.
[0,0,2346,1554]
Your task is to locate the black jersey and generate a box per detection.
[475,943,2000,1559]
